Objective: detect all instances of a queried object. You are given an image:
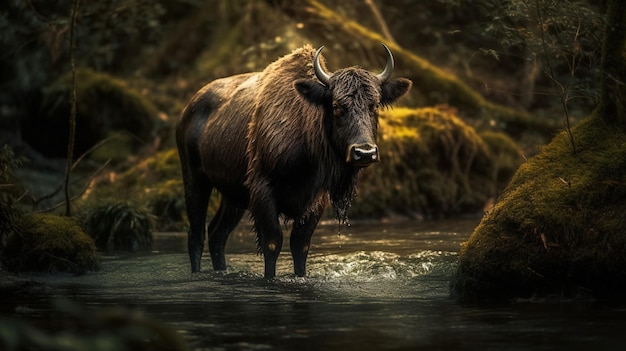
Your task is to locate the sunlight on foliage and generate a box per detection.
[354,107,521,219]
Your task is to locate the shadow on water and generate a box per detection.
[3,219,626,350]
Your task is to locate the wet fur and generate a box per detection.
[177,45,411,277]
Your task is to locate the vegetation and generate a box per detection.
[78,148,187,231]
[298,0,554,137]
[451,0,626,302]
[81,202,154,252]
[25,68,159,160]
[0,145,27,255]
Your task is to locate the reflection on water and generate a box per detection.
[3,219,626,350]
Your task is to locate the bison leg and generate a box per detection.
[262,232,283,279]
[183,179,212,273]
[179,148,212,273]
[290,210,323,277]
[258,217,283,279]
[207,200,245,271]
[249,181,283,279]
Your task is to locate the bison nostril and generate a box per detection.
[347,144,379,165]
[354,147,377,160]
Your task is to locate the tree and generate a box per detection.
[599,0,626,127]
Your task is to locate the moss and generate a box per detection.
[79,149,197,231]
[24,68,158,160]
[452,111,626,301]
[352,106,521,218]
[79,149,180,203]
[2,213,99,274]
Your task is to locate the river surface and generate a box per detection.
[3,219,626,350]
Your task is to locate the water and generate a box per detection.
[3,219,626,350]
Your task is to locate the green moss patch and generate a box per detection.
[2,213,99,274]
[451,111,626,301]
[79,148,190,231]
[353,107,521,218]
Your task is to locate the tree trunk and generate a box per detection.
[599,0,626,127]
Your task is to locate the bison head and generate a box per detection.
[294,44,412,167]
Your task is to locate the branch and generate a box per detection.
[534,0,577,154]
[364,0,396,45]
[38,159,112,214]
[64,0,80,216]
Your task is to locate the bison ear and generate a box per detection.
[380,78,412,106]
[294,79,329,106]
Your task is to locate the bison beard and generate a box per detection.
[177,44,411,278]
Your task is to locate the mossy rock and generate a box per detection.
[24,68,158,160]
[352,107,521,218]
[2,213,99,274]
[451,111,626,302]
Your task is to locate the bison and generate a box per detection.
[176,44,411,278]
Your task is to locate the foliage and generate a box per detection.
[23,68,158,159]
[0,0,167,119]
[294,0,557,138]
[452,111,626,301]
[81,202,154,252]
[78,149,189,231]
[2,213,99,274]
[599,0,626,126]
[0,0,166,71]
[480,0,605,114]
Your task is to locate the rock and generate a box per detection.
[2,213,99,274]
[451,112,626,302]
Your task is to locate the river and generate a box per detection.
[3,219,626,350]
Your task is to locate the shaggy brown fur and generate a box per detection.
[177,45,411,278]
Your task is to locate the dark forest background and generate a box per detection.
[0,0,608,225]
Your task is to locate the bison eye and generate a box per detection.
[332,103,344,117]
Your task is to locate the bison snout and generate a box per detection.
[347,143,380,167]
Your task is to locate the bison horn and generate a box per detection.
[376,43,394,82]
[314,43,394,85]
[314,46,331,86]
